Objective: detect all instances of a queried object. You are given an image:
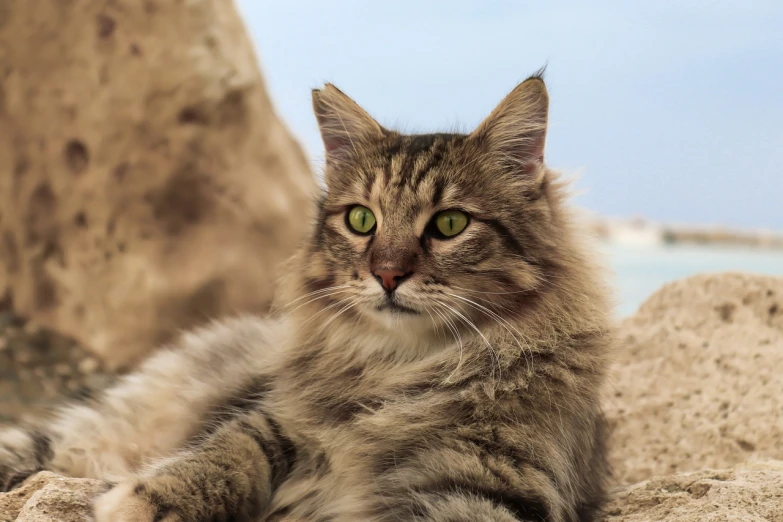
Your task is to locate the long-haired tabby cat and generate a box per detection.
[0,72,613,522]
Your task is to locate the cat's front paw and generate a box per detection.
[0,427,49,491]
[93,480,184,522]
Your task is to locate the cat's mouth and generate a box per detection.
[376,298,420,315]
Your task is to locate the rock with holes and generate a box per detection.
[0,471,105,521]
[0,0,315,368]
[606,272,783,486]
[604,460,783,521]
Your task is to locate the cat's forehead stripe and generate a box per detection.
[382,134,457,200]
[392,143,421,189]
[410,139,447,191]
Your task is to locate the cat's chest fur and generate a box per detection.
[263,347,447,520]
[270,326,446,422]
[272,339,439,432]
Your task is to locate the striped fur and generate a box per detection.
[0,73,613,521]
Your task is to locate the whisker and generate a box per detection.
[430,303,464,383]
[445,292,534,374]
[452,284,530,296]
[450,289,518,316]
[298,296,355,330]
[420,304,444,343]
[282,289,353,317]
[279,284,353,308]
[308,297,360,342]
[435,301,501,383]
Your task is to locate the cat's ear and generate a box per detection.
[470,73,549,179]
[312,84,385,163]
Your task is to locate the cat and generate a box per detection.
[0,71,613,522]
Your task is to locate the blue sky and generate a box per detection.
[237,1,783,230]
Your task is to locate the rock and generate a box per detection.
[0,0,315,369]
[606,272,783,486]
[0,312,113,424]
[0,471,104,521]
[604,272,783,519]
[604,460,783,521]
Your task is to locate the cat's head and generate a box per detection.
[296,72,584,335]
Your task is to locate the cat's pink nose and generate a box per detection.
[372,268,410,292]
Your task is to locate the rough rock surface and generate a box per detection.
[604,460,783,521]
[606,272,783,486]
[0,0,316,369]
[0,472,104,522]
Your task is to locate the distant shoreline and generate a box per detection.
[583,214,783,250]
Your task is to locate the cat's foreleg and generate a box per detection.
[93,408,293,522]
[0,316,279,487]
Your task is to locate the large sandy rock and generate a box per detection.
[605,460,783,521]
[0,471,104,521]
[606,272,783,485]
[0,0,315,369]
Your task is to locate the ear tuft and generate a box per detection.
[312,84,385,162]
[470,73,550,178]
[526,63,548,83]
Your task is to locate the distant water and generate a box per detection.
[599,244,783,317]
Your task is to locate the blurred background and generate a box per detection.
[238,0,783,315]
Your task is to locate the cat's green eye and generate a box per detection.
[435,210,469,237]
[347,205,376,235]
